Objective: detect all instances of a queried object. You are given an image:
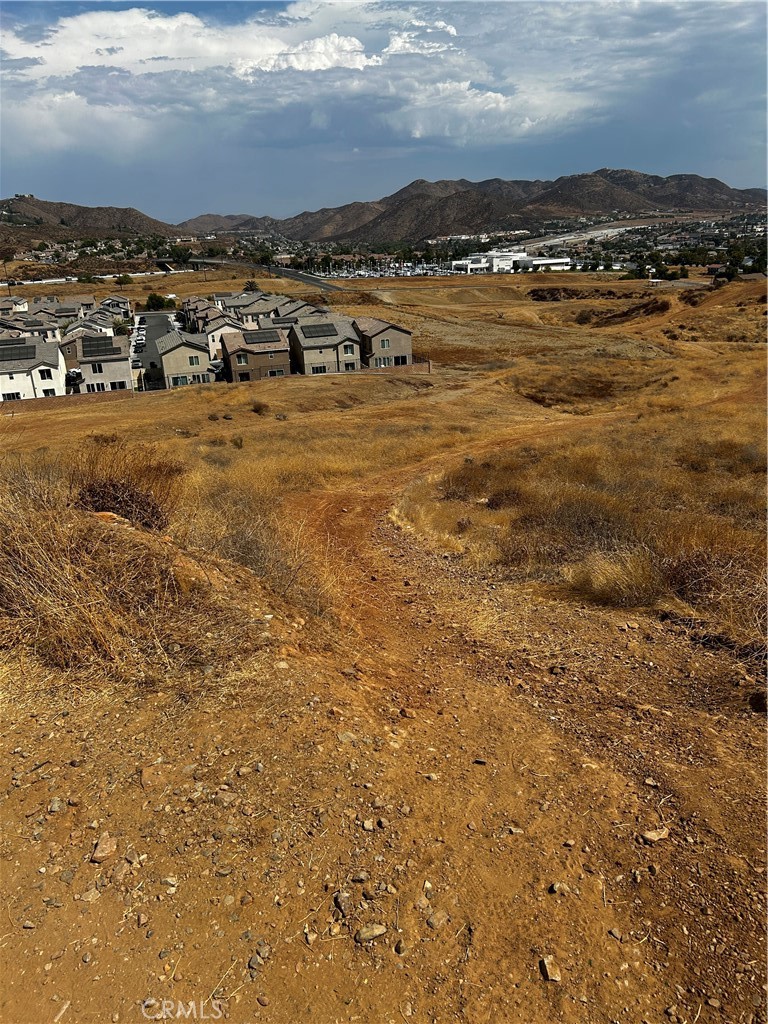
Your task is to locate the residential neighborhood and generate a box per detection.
[0,287,415,404]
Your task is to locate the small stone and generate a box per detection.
[424,773,438,782]
[706,998,721,1008]
[564,839,576,849]
[137,913,148,927]
[160,876,178,888]
[275,661,290,670]
[237,766,252,777]
[540,955,561,982]
[641,827,670,844]
[80,888,101,903]
[354,924,387,943]
[648,863,660,876]
[82,952,92,964]
[426,908,450,930]
[609,928,623,942]
[257,996,270,1007]
[400,708,416,719]
[394,938,407,955]
[549,882,570,895]
[91,832,117,864]
[362,819,375,832]
[473,758,487,765]
[351,870,369,883]
[22,921,35,929]
[337,732,357,745]
[48,798,65,814]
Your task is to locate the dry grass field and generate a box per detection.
[0,272,765,1024]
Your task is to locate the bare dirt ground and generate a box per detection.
[0,274,765,1024]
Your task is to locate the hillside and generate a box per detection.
[4,170,764,248]
[0,270,765,1024]
[180,169,767,243]
[0,195,177,240]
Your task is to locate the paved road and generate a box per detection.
[134,310,177,389]
[190,258,342,292]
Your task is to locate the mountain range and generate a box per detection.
[2,169,765,247]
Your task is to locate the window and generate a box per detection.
[91,362,103,374]
[86,382,107,393]
[268,369,284,377]
[380,338,390,349]
[3,392,21,401]
[344,362,356,372]
[39,368,52,380]
[236,353,248,365]
[188,355,200,366]
[7,374,13,380]
[374,356,393,368]
[110,381,127,391]
[394,355,408,366]
[42,389,56,397]
[343,343,355,355]
[311,365,327,374]
[171,375,189,387]
[238,372,250,382]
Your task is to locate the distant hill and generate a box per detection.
[180,169,766,243]
[0,195,177,240]
[3,169,765,248]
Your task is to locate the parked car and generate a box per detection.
[131,358,143,369]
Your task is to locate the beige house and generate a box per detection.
[354,317,412,368]
[61,333,132,394]
[154,331,214,388]
[288,318,361,375]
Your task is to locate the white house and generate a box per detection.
[0,339,67,402]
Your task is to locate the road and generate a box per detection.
[133,310,177,389]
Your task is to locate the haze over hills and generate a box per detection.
[1,169,765,246]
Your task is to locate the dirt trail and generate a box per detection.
[0,371,764,1024]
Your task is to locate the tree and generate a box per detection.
[112,318,130,336]
[145,292,169,311]
[244,280,258,291]
[116,274,133,291]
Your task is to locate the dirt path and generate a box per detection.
[0,375,764,1024]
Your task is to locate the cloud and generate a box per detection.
[0,1,764,213]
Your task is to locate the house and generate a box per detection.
[354,317,412,368]
[154,331,214,388]
[204,314,244,359]
[288,318,362,375]
[0,338,66,401]
[60,333,132,394]
[99,295,132,320]
[221,328,291,382]
[238,296,291,328]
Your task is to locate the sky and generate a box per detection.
[0,0,765,223]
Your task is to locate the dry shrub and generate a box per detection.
[69,439,184,531]
[0,468,202,678]
[568,549,666,606]
[251,400,270,416]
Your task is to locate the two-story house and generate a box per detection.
[60,333,132,394]
[354,317,413,368]
[288,318,362,375]
[221,329,291,382]
[0,338,67,402]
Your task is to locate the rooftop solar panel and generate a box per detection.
[300,323,338,339]
[0,345,36,362]
[244,329,282,345]
[82,338,121,358]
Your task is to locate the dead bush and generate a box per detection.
[68,439,184,532]
[251,400,270,416]
[568,549,666,606]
